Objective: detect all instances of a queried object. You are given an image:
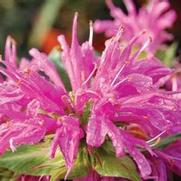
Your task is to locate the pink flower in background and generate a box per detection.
[0,13,181,180]
[94,0,176,52]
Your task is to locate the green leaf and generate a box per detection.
[48,48,72,91]
[69,145,91,179]
[132,46,148,60]
[51,143,91,181]
[154,133,181,149]
[156,43,177,67]
[92,147,140,181]
[0,168,19,181]
[0,137,141,181]
[80,101,92,125]
[0,138,91,181]
[163,43,177,67]
[0,139,65,177]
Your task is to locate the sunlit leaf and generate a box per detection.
[0,138,65,177]
[0,138,91,181]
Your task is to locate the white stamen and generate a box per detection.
[147,130,166,144]
[131,36,152,61]
[111,64,126,86]
[9,138,16,152]
[89,21,93,46]
[172,76,178,91]
[64,167,72,180]
[82,65,97,86]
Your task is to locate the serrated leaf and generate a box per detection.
[154,133,181,149]
[93,148,140,181]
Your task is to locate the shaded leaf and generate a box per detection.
[51,143,91,181]
[154,133,181,149]
[156,43,177,67]
[48,48,72,91]
[80,102,92,125]
[164,43,177,67]
[0,168,18,181]
[69,145,91,179]
[92,146,140,181]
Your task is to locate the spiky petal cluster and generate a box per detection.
[94,0,176,52]
[0,13,181,180]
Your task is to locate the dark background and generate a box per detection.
[0,0,180,58]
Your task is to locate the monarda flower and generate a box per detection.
[94,0,176,53]
[0,13,180,180]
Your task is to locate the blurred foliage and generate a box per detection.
[0,0,180,58]
[0,0,44,56]
[156,43,178,67]
[0,0,109,57]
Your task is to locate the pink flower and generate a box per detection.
[50,115,84,176]
[0,13,180,180]
[94,0,176,52]
[157,140,181,177]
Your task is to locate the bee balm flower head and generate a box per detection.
[94,0,176,52]
[0,12,181,180]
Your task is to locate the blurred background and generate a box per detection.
[0,0,180,58]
